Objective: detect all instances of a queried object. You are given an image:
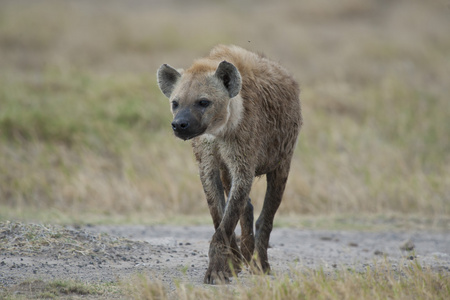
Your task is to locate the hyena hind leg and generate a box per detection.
[254,166,290,273]
[240,198,255,263]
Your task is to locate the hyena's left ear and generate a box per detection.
[157,64,182,98]
[215,61,242,98]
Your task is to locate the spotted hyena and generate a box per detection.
[157,45,302,284]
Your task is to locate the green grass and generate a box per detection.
[0,0,449,224]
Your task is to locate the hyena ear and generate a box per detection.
[214,61,242,98]
[157,64,182,98]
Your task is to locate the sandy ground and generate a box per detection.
[1,223,449,293]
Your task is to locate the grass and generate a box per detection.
[0,221,137,299]
[0,221,126,257]
[1,2,449,298]
[0,279,120,299]
[124,261,450,300]
[3,262,448,299]
[4,262,449,299]
[0,2,449,221]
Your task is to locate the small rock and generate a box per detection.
[400,239,415,251]
[374,250,384,256]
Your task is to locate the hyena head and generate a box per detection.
[157,61,242,140]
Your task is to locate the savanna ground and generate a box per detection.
[0,0,449,298]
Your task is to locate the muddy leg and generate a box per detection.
[221,168,254,263]
[201,168,226,230]
[220,168,243,268]
[204,169,253,284]
[240,199,255,263]
[255,166,289,273]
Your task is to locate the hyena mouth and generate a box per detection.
[173,129,206,141]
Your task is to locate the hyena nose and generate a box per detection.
[171,119,190,132]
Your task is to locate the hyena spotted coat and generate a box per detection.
[157,45,302,284]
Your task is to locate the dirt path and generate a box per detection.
[1,223,449,292]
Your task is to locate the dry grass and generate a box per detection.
[0,221,131,258]
[1,222,449,299]
[125,262,450,300]
[1,279,111,300]
[5,263,449,299]
[0,0,449,223]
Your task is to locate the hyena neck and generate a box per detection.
[205,94,244,139]
[227,94,244,131]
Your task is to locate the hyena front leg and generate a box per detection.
[199,167,225,230]
[200,168,235,284]
[204,169,253,284]
[221,168,253,263]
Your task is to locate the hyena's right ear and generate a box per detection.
[157,64,182,98]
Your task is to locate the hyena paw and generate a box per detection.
[204,267,231,285]
[204,238,240,284]
[203,254,233,284]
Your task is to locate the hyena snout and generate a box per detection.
[171,118,189,131]
[171,110,205,140]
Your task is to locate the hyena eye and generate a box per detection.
[197,99,211,108]
[171,101,179,110]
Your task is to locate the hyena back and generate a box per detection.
[157,45,302,284]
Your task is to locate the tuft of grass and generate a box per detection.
[0,279,120,300]
[123,274,168,300]
[0,221,131,258]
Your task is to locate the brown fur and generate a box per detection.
[157,45,302,284]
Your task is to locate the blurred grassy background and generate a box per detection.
[0,0,449,226]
